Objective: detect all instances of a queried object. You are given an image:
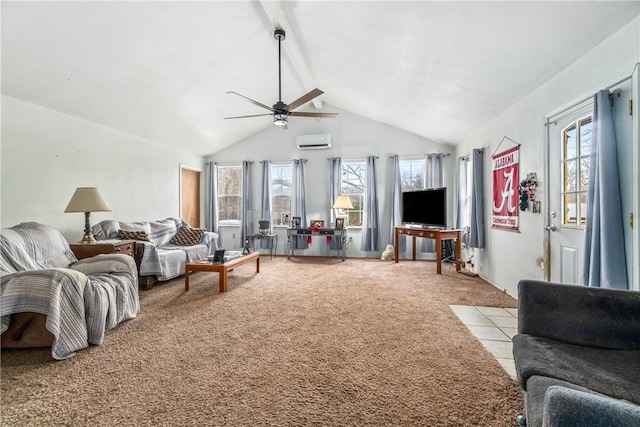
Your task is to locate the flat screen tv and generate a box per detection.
[402,188,447,228]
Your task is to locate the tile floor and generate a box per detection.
[449,305,518,379]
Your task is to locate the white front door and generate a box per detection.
[546,101,593,284]
[546,80,634,285]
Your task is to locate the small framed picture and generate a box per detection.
[213,249,226,264]
[281,213,290,225]
[335,218,345,229]
[533,201,541,214]
[310,219,324,228]
[290,217,299,229]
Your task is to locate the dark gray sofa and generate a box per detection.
[512,279,640,427]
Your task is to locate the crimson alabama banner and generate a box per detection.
[491,145,519,231]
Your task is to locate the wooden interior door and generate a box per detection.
[181,167,201,228]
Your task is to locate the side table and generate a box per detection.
[69,239,136,260]
[248,233,278,258]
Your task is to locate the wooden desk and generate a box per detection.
[184,252,260,292]
[394,227,461,274]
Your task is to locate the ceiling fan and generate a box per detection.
[224,28,337,128]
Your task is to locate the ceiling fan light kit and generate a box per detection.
[224,28,337,128]
[274,113,288,126]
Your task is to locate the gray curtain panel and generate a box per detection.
[426,153,444,188]
[469,149,485,248]
[205,161,219,234]
[581,90,628,289]
[329,157,346,250]
[390,155,406,252]
[361,156,380,252]
[456,157,471,247]
[328,157,342,225]
[292,159,309,250]
[241,160,252,246]
[421,153,444,252]
[328,157,342,250]
[260,160,273,249]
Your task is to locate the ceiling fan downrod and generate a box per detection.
[274,28,286,104]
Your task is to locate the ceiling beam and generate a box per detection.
[259,0,323,110]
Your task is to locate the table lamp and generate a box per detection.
[64,187,112,243]
[332,194,353,226]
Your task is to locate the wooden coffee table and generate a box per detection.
[184,252,260,292]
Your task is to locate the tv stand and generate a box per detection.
[394,226,462,274]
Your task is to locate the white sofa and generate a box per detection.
[92,218,219,289]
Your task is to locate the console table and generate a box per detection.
[286,228,347,261]
[394,227,462,274]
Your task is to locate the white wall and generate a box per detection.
[1,95,205,242]
[208,105,455,258]
[455,17,640,296]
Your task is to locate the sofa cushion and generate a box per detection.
[170,226,205,246]
[513,334,640,404]
[524,376,596,427]
[543,384,640,427]
[117,230,150,242]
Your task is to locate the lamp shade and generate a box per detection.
[332,194,354,210]
[64,187,112,213]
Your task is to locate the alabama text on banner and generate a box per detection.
[492,145,519,231]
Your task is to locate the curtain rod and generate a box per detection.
[260,159,307,163]
[387,153,451,159]
[546,64,636,123]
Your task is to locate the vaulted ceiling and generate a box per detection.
[2,1,639,156]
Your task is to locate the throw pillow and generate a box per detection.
[118,229,150,242]
[170,226,206,246]
[119,221,152,234]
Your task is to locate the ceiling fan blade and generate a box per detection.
[286,88,324,111]
[226,91,274,111]
[224,113,273,119]
[289,112,338,118]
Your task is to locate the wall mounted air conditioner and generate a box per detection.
[296,133,332,150]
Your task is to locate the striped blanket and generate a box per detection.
[1,223,139,360]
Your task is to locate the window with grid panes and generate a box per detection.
[561,116,592,226]
[399,158,425,191]
[271,163,292,225]
[217,165,242,225]
[341,161,366,227]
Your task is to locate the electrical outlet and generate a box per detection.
[232,233,236,239]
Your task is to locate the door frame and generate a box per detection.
[179,163,203,227]
[632,64,639,290]
[543,68,639,289]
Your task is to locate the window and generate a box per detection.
[399,158,425,191]
[561,116,592,226]
[342,161,366,227]
[271,163,292,225]
[217,165,242,225]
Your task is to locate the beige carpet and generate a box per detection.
[1,257,523,426]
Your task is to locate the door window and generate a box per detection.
[561,116,592,226]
